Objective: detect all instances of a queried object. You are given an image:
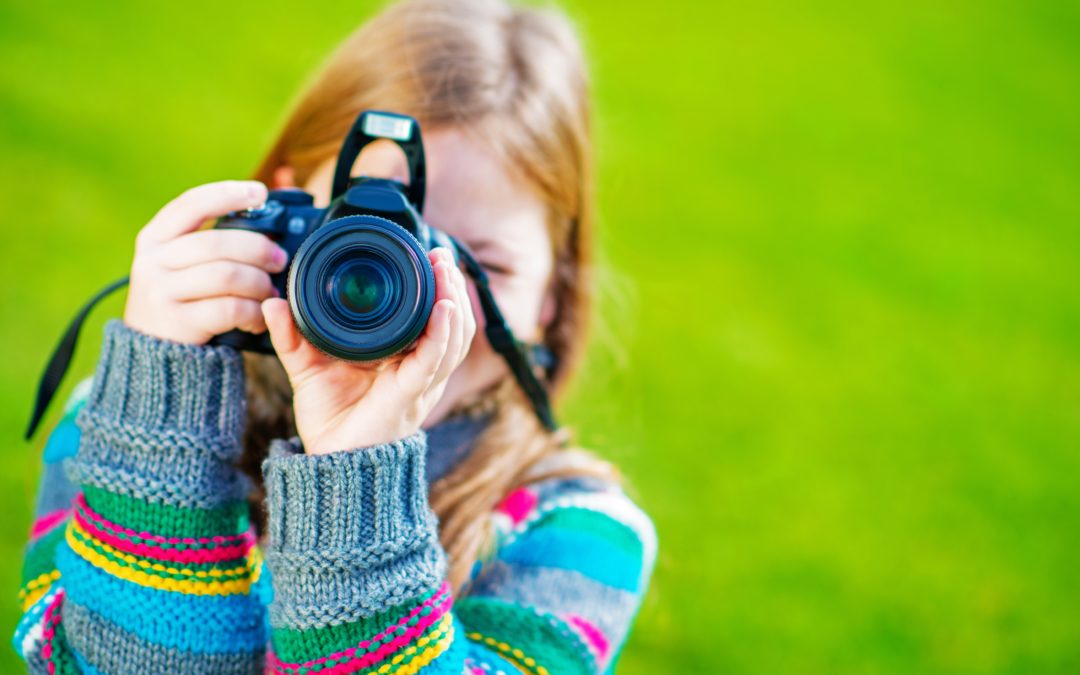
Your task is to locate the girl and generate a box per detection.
[15,0,658,672]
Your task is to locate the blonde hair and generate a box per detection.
[237,0,622,595]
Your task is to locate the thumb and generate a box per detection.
[262,298,324,379]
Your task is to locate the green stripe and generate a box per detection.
[529,507,644,558]
[22,524,67,587]
[82,484,249,540]
[456,596,592,675]
[72,502,244,552]
[270,584,444,664]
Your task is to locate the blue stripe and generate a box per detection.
[72,647,104,675]
[43,419,80,463]
[497,528,641,591]
[56,542,267,653]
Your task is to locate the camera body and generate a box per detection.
[210,111,453,361]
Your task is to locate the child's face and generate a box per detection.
[277,128,555,427]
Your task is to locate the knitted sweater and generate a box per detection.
[14,320,658,674]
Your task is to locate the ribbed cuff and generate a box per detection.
[261,431,447,629]
[68,319,250,509]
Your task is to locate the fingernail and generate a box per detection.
[246,181,267,204]
[273,246,287,266]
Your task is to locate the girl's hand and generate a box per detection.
[262,247,476,454]
[124,180,288,344]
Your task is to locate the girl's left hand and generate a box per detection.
[261,247,476,455]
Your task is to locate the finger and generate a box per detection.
[443,249,475,360]
[433,247,475,344]
[262,298,329,379]
[161,229,287,272]
[140,181,268,245]
[166,261,277,302]
[431,301,461,387]
[183,297,267,335]
[451,258,477,354]
[397,298,453,394]
[431,264,464,386]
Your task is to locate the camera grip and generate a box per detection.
[208,328,275,354]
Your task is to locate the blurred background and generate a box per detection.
[1,0,1078,673]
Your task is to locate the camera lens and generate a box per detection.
[331,254,393,317]
[287,215,435,361]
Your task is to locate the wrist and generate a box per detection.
[293,404,422,456]
[122,305,203,346]
[301,429,420,456]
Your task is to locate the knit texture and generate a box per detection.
[14,320,658,674]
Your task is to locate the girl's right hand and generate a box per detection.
[123,180,288,345]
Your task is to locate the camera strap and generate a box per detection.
[452,241,558,431]
[24,276,130,440]
[25,257,559,440]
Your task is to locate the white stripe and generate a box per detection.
[16,586,58,658]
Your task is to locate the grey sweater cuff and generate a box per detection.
[261,431,447,630]
[68,319,250,509]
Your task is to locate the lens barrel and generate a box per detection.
[287,215,435,361]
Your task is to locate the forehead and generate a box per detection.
[350,128,551,255]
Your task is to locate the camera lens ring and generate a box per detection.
[287,214,435,361]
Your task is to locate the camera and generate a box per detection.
[210,110,452,361]
[25,110,559,441]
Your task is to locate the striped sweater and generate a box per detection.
[13,320,658,674]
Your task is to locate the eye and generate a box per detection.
[478,259,512,275]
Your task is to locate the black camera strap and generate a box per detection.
[24,276,130,440]
[452,241,558,431]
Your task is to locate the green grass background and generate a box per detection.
[2,0,1078,673]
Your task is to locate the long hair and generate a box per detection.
[237,0,622,595]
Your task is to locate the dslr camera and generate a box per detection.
[211,110,451,361]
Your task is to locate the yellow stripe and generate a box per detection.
[18,569,61,600]
[465,631,549,675]
[20,584,53,612]
[361,612,454,675]
[250,546,264,583]
[69,518,256,580]
[65,524,253,596]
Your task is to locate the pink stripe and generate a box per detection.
[30,509,71,542]
[40,588,65,674]
[268,585,453,674]
[496,487,537,525]
[73,506,251,564]
[565,613,610,660]
[75,493,252,546]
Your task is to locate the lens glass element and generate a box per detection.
[331,256,391,316]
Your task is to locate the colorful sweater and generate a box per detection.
[14,320,658,674]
